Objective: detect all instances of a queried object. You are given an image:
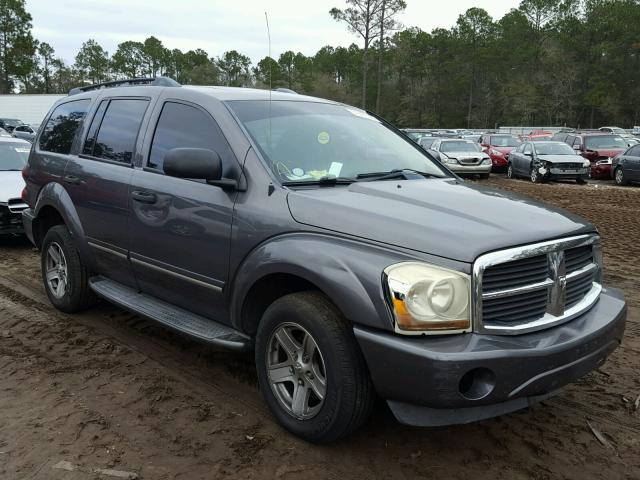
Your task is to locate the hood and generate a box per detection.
[491,146,515,154]
[287,179,594,263]
[442,151,489,159]
[0,171,24,202]
[538,154,587,164]
[588,148,625,157]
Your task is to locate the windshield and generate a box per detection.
[228,100,448,182]
[491,136,520,147]
[440,141,481,153]
[0,143,29,170]
[534,143,576,155]
[585,135,627,150]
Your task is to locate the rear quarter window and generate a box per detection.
[39,99,91,154]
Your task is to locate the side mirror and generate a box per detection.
[163,148,222,181]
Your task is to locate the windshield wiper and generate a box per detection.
[282,175,357,187]
[356,169,441,181]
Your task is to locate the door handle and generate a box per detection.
[131,190,157,204]
[63,175,82,185]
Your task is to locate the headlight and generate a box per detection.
[482,159,491,165]
[384,262,471,334]
[583,160,591,167]
[491,149,503,156]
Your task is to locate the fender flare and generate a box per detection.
[33,182,92,264]
[229,233,419,332]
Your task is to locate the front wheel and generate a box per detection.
[530,166,541,183]
[576,177,588,185]
[41,225,96,313]
[506,163,514,179]
[615,167,628,186]
[255,292,375,443]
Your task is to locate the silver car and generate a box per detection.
[12,124,36,143]
[0,136,30,234]
[428,138,492,178]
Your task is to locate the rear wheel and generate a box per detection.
[41,225,96,313]
[255,292,375,443]
[615,167,628,186]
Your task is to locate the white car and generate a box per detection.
[0,127,12,138]
[0,136,30,235]
[427,138,492,178]
[599,126,638,146]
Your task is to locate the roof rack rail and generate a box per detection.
[69,76,181,96]
[273,87,297,94]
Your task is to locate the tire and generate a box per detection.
[41,225,96,313]
[530,166,541,183]
[506,163,514,179]
[255,291,375,443]
[576,177,588,185]
[614,167,628,186]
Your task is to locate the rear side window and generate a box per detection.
[147,101,234,171]
[82,100,109,155]
[90,99,149,164]
[39,99,90,154]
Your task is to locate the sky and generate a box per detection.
[28,0,519,65]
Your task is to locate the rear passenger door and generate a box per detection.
[127,99,240,321]
[625,145,640,180]
[63,96,151,288]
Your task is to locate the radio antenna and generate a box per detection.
[265,11,273,149]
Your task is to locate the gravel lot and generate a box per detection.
[0,176,638,480]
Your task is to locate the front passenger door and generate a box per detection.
[625,145,640,180]
[128,100,241,321]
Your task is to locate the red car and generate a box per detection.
[564,132,628,179]
[480,134,521,170]
[520,130,554,142]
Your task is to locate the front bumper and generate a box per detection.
[489,154,508,168]
[354,287,626,426]
[547,167,590,181]
[446,163,492,175]
[0,204,25,235]
[591,163,612,179]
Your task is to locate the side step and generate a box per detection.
[89,276,250,351]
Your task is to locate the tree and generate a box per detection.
[111,41,145,78]
[330,0,383,108]
[375,0,406,112]
[0,0,34,93]
[38,41,54,92]
[217,50,251,87]
[75,39,110,84]
[142,36,168,77]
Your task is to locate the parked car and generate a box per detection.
[507,141,590,184]
[0,118,24,133]
[0,127,13,138]
[401,128,433,142]
[480,134,520,170]
[21,77,626,443]
[599,126,638,146]
[428,138,492,177]
[520,130,553,142]
[0,136,30,235]
[632,126,640,136]
[611,144,640,186]
[564,132,628,179]
[417,136,438,150]
[12,124,36,143]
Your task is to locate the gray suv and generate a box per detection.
[21,77,626,443]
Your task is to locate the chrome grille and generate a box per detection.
[473,235,602,335]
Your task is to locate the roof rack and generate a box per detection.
[69,76,181,96]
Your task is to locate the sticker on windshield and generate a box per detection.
[328,162,343,177]
[317,131,330,145]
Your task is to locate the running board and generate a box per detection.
[89,276,250,351]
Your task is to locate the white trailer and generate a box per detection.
[0,94,66,128]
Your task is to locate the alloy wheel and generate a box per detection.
[530,168,538,183]
[266,322,327,420]
[45,242,68,298]
[615,168,624,185]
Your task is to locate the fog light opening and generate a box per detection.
[459,368,496,401]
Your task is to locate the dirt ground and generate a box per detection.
[0,176,638,480]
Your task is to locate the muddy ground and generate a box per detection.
[0,176,638,480]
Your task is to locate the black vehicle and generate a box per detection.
[612,144,640,185]
[508,141,591,184]
[21,77,626,443]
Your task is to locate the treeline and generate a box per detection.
[1,0,640,129]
